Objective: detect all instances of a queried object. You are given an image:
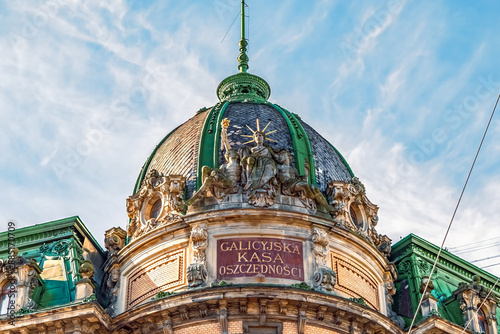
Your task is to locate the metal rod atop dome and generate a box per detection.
[238,0,249,73]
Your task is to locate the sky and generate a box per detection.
[1,0,500,276]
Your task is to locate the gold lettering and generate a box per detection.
[276,265,283,275]
[219,266,226,275]
[261,264,268,274]
[239,241,249,251]
[284,265,291,276]
[269,264,276,274]
[293,245,301,254]
[227,265,234,275]
[283,243,292,253]
[273,253,284,264]
[261,241,269,250]
[262,252,272,263]
[292,267,298,277]
[238,252,249,262]
[229,242,238,251]
[233,264,240,274]
[221,242,229,251]
[253,264,260,274]
[249,252,260,262]
[274,242,282,251]
[252,241,261,250]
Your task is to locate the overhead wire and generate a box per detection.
[469,254,500,264]
[448,236,500,251]
[452,241,500,255]
[221,10,241,44]
[407,93,500,334]
[481,262,500,269]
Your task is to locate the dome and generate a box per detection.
[118,6,402,331]
[133,99,354,200]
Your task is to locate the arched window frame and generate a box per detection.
[477,307,490,334]
[0,281,17,315]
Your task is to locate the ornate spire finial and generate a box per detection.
[238,0,249,73]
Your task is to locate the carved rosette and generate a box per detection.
[127,170,186,241]
[187,224,208,288]
[311,228,336,292]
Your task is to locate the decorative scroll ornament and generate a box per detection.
[326,178,391,256]
[126,170,186,240]
[187,224,208,288]
[104,227,126,256]
[311,228,336,292]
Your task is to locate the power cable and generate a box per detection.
[481,262,500,269]
[221,10,241,44]
[407,94,500,334]
[448,236,500,251]
[470,254,500,264]
[469,254,500,264]
[453,241,500,255]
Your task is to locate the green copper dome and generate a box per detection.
[133,99,354,198]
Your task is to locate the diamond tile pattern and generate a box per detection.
[144,112,207,197]
[300,120,352,190]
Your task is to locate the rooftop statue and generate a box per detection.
[278,149,341,215]
[185,118,241,205]
[239,119,279,207]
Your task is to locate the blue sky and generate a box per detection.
[1,0,500,275]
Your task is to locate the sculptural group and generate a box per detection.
[187,118,338,214]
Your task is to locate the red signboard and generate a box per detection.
[217,237,304,280]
